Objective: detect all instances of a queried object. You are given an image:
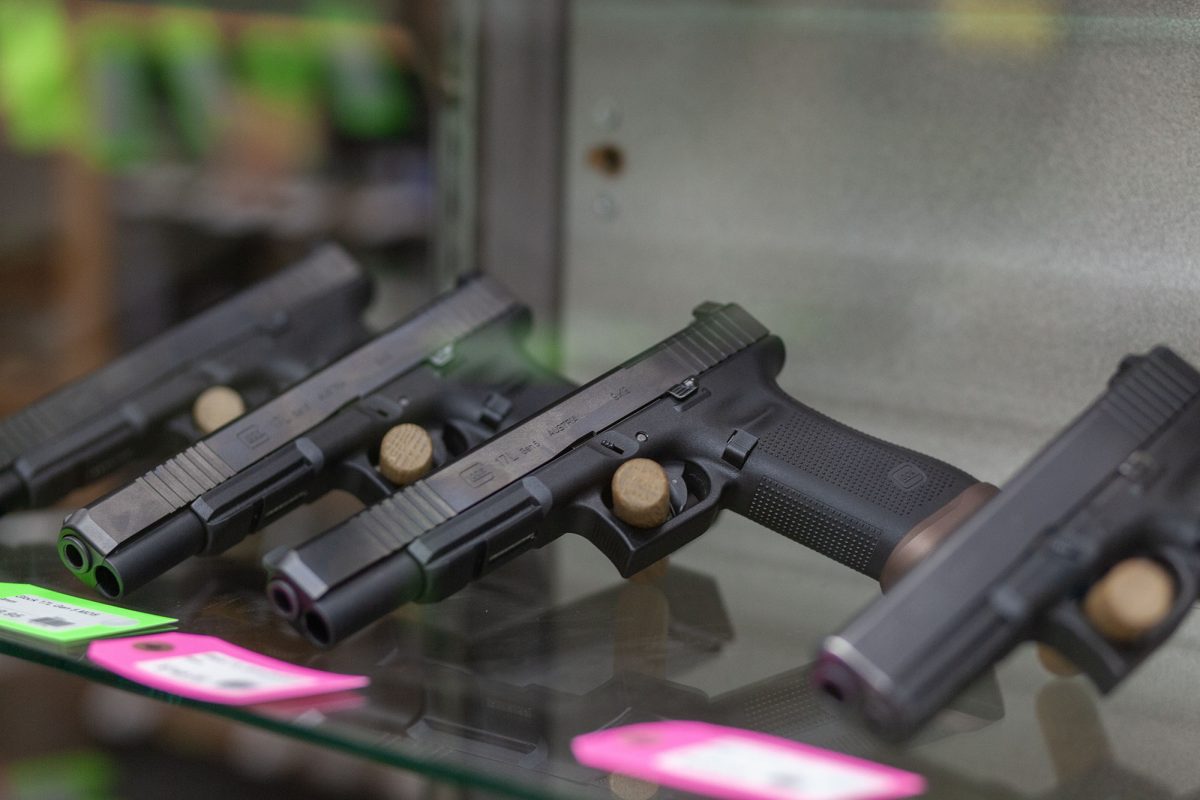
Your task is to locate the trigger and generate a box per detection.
[664,463,687,514]
[336,452,395,504]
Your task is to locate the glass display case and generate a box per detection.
[3,2,1200,799]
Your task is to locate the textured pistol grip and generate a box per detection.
[736,398,980,581]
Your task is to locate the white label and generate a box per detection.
[0,593,138,631]
[135,651,315,697]
[656,737,892,800]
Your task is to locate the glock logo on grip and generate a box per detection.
[889,462,927,491]
[460,462,495,489]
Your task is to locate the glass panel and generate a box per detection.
[2,2,1199,799]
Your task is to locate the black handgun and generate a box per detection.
[814,346,1200,740]
[267,301,994,645]
[0,245,372,517]
[59,276,573,598]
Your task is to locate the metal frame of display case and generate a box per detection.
[435,0,567,368]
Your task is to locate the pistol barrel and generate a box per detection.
[89,512,208,598]
[272,551,424,646]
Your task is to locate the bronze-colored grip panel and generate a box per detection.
[879,481,999,591]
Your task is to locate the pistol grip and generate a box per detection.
[730,389,983,582]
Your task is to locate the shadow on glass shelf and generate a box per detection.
[0,524,1006,799]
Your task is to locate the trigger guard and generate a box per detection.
[441,419,495,457]
[1139,546,1200,649]
[1036,601,1128,690]
[335,452,396,504]
[1036,547,1199,692]
[595,476,728,576]
[163,415,203,448]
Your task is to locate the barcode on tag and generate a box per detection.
[0,594,138,631]
[136,651,316,697]
[656,737,898,800]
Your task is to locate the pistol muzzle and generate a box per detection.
[812,637,912,741]
[86,511,207,598]
[58,534,92,574]
[269,552,423,646]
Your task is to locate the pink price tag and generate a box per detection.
[88,633,368,706]
[572,722,926,800]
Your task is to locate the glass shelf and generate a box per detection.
[1,504,1198,800]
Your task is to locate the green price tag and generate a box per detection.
[0,584,175,644]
